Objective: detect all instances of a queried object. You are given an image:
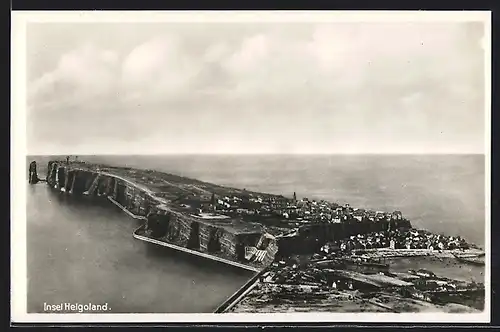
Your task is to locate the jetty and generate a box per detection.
[133,224,260,272]
[352,248,485,259]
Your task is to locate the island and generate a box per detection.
[33,159,486,313]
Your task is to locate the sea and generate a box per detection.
[25,154,486,313]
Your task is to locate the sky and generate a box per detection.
[25,20,487,155]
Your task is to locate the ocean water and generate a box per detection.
[26,183,253,313]
[26,154,486,313]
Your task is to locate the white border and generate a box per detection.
[11,10,492,324]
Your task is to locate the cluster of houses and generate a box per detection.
[320,228,475,252]
[389,228,474,250]
[190,191,404,227]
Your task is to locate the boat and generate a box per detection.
[455,252,485,258]
[453,253,485,266]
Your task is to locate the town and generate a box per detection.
[176,188,482,253]
[180,189,407,230]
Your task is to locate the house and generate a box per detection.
[353,209,365,221]
[237,208,249,214]
[331,212,341,223]
[366,210,377,221]
[392,210,403,220]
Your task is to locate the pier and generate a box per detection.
[133,225,260,273]
[214,267,268,313]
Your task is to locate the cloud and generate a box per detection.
[26,22,486,154]
[120,36,203,103]
[28,43,120,107]
[29,23,481,108]
[226,34,270,74]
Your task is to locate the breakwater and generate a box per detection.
[133,224,260,272]
[214,267,269,313]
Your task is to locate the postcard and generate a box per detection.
[11,10,491,324]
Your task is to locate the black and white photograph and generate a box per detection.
[11,11,490,323]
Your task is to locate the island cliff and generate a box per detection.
[42,159,412,271]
